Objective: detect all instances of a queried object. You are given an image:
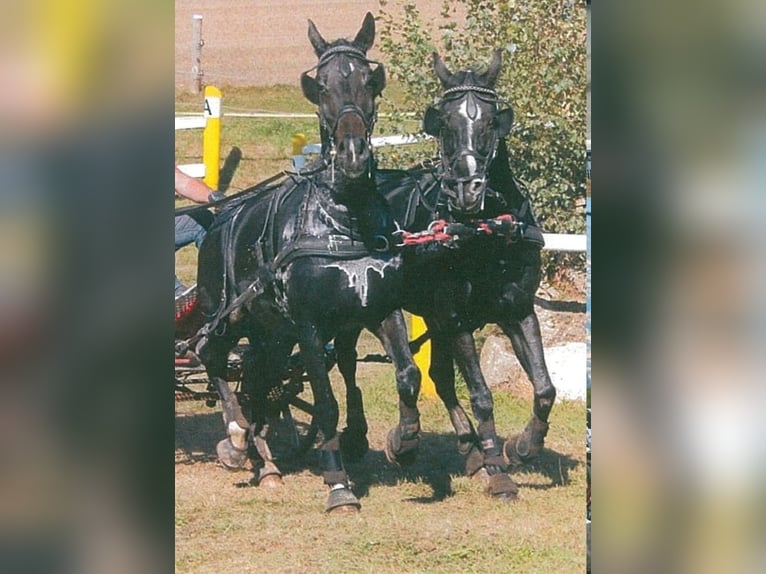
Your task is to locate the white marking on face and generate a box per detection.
[326,258,397,306]
[459,100,481,144]
[458,98,482,176]
[465,154,477,174]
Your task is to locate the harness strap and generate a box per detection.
[191,278,267,354]
[272,235,374,271]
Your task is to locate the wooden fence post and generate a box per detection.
[190,14,204,94]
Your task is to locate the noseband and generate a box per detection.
[436,85,504,211]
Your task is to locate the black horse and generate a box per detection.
[194,13,421,513]
[336,50,557,499]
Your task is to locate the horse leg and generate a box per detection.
[251,431,283,487]
[374,311,422,467]
[298,324,360,513]
[427,331,483,477]
[500,312,556,465]
[199,332,250,470]
[335,326,369,460]
[452,330,518,500]
[239,346,283,487]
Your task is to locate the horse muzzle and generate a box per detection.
[335,135,371,179]
[442,177,487,214]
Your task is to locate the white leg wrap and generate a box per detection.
[228,420,247,451]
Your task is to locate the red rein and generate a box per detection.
[397,214,518,247]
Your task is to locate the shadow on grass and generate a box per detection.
[175,411,221,464]
[175,412,580,501]
[508,446,581,488]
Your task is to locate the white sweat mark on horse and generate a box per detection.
[326,258,396,306]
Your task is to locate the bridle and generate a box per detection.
[301,45,382,180]
[435,84,506,212]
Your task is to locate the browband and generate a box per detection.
[442,85,499,98]
[318,45,369,67]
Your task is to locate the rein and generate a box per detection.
[174,170,293,217]
[396,214,524,247]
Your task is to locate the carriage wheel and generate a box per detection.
[261,346,335,462]
[262,377,320,463]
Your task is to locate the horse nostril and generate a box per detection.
[352,137,368,156]
[342,137,368,162]
[470,179,483,194]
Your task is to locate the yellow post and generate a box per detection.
[202,85,221,190]
[291,133,308,171]
[291,133,307,155]
[411,315,436,398]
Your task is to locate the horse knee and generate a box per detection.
[396,363,421,400]
[534,384,556,419]
[470,389,494,422]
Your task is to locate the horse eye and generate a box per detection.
[477,131,492,152]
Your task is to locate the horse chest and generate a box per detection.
[280,255,402,314]
[323,257,401,307]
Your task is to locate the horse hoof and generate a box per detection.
[328,503,360,514]
[469,467,490,481]
[326,487,361,513]
[504,433,544,467]
[506,418,549,464]
[258,473,283,488]
[485,472,519,501]
[464,444,485,477]
[216,438,248,470]
[503,436,523,467]
[384,428,418,467]
[339,430,369,462]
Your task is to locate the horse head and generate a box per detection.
[423,50,514,214]
[300,13,386,181]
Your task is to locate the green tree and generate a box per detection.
[378,0,587,276]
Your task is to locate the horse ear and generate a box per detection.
[433,52,452,87]
[482,49,503,87]
[301,72,320,105]
[495,107,514,138]
[353,12,376,53]
[368,65,386,97]
[423,105,442,136]
[307,19,328,57]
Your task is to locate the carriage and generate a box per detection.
[174,282,322,463]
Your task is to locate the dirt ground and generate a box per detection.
[175,0,449,89]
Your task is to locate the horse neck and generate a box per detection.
[487,139,526,212]
[315,163,393,242]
